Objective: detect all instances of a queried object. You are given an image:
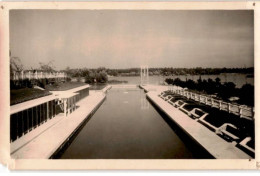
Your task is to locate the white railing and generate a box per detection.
[11,70,67,80]
[171,88,254,120]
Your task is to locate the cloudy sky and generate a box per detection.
[10,10,254,70]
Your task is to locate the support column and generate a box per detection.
[47,101,49,119]
[64,99,67,117]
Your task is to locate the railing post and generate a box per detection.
[239,106,243,118]
[228,103,231,113]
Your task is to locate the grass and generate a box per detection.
[45,81,87,91]
[10,88,51,105]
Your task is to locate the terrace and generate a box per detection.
[157,89,255,157]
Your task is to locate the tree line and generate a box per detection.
[64,67,108,84]
[158,67,254,76]
[165,77,254,107]
[64,67,254,77]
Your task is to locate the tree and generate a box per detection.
[39,60,55,72]
[65,66,72,76]
[186,79,196,90]
[96,71,108,83]
[10,57,23,73]
[218,82,236,100]
[215,77,221,84]
[238,84,254,106]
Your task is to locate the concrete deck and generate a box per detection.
[11,90,106,159]
[146,91,251,159]
[140,84,168,92]
[111,84,138,89]
[102,85,112,93]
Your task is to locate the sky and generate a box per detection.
[10,10,254,70]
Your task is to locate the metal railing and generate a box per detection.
[11,70,67,80]
[170,87,254,120]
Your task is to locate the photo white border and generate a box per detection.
[0,1,259,170]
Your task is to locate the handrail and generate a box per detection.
[170,87,254,120]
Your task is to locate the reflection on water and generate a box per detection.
[141,90,150,110]
[59,88,203,159]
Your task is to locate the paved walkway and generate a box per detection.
[146,91,251,159]
[140,84,168,92]
[111,84,138,89]
[10,113,65,155]
[11,90,106,159]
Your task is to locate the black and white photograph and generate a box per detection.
[0,1,259,170]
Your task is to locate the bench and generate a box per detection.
[163,95,173,101]
[238,137,255,155]
[190,108,207,119]
[216,123,240,142]
[198,119,218,132]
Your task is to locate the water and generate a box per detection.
[59,88,198,159]
[108,74,254,88]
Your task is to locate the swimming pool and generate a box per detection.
[58,88,205,159]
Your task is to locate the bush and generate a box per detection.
[238,84,254,106]
[85,71,108,84]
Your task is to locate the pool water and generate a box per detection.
[59,88,198,159]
